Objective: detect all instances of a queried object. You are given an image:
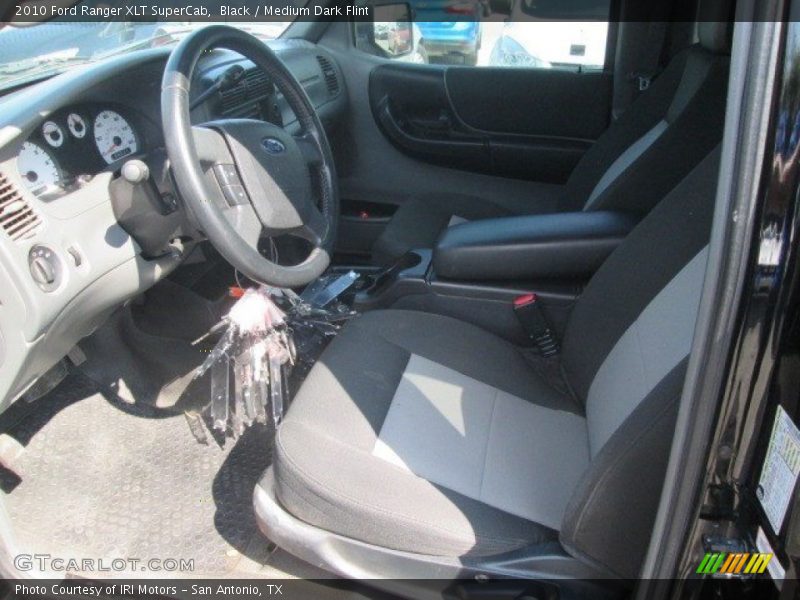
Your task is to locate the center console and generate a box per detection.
[337,211,637,346]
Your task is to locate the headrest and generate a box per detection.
[697,0,735,53]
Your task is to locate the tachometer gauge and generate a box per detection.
[93,110,138,164]
[42,121,64,148]
[17,142,60,194]
[67,113,87,139]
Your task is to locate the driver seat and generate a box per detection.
[254,148,720,581]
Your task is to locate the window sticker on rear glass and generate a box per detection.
[757,405,800,534]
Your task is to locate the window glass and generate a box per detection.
[0,0,296,92]
[356,0,611,70]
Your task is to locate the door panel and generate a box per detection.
[317,21,614,259]
[446,68,611,139]
[369,63,611,182]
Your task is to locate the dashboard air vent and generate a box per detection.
[0,172,41,242]
[220,67,272,115]
[316,56,340,97]
[220,85,247,112]
[244,68,271,98]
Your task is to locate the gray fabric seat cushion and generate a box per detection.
[273,310,585,557]
[268,148,721,576]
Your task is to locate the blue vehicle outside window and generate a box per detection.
[410,0,484,65]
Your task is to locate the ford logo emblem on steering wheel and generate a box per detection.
[262,137,286,155]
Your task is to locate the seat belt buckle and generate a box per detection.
[513,294,559,358]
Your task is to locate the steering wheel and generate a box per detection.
[161,25,338,288]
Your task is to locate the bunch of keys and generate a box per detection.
[193,287,296,438]
[189,273,360,441]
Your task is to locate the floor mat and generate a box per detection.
[0,368,331,580]
[0,273,375,588]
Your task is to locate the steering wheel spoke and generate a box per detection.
[222,204,263,247]
[289,205,329,246]
[294,131,324,167]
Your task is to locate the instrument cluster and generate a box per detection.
[16,104,142,198]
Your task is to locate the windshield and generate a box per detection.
[0,8,294,91]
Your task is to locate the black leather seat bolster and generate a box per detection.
[433,211,638,281]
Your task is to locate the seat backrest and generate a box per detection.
[558,147,721,578]
[562,19,730,219]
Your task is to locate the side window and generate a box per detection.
[355,0,612,71]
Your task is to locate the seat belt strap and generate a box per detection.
[612,20,670,120]
[628,22,669,95]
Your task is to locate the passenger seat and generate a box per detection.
[372,18,731,265]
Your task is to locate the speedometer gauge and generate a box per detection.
[93,110,138,164]
[17,142,60,194]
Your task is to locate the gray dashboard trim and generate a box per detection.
[0,36,346,409]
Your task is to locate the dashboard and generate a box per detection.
[0,37,346,409]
